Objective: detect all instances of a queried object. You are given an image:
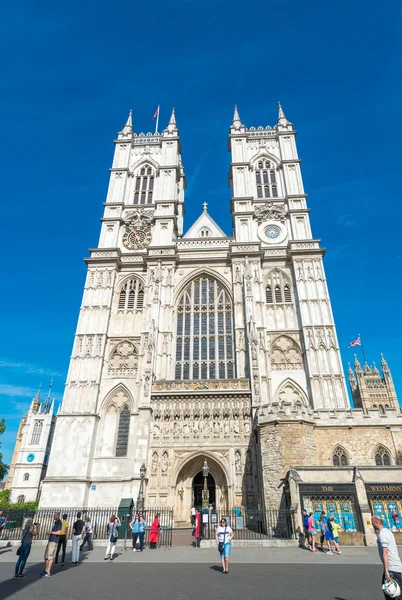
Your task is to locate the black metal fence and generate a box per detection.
[0,506,293,544]
[0,506,173,547]
[201,508,295,540]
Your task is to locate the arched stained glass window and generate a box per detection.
[118,279,144,312]
[175,276,235,380]
[255,160,279,198]
[332,445,349,466]
[134,164,155,205]
[115,405,130,457]
[375,445,391,466]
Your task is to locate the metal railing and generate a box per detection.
[0,506,293,543]
[0,506,173,547]
[201,507,295,540]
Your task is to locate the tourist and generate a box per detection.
[302,509,310,549]
[307,512,317,553]
[104,515,120,560]
[80,516,93,552]
[318,511,327,551]
[41,512,62,577]
[331,517,342,554]
[193,508,201,549]
[55,513,69,567]
[14,519,38,578]
[71,512,85,565]
[215,517,234,574]
[372,515,402,598]
[130,513,146,552]
[325,516,341,555]
[191,505,196,526]
[0,511,6,537]
[149,513,160,549]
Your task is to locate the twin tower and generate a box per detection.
[22,105,399,533]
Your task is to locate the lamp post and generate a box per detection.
[202,458,209,510]
[137,463,146,511]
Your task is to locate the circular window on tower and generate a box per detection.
[257,220,288,245]
[264,225,281,239]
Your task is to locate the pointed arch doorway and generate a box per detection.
[175,454,228,524]
[192,471,215,509]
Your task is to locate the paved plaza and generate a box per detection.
[0,544,387,600]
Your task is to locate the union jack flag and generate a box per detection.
[348,336,361,348]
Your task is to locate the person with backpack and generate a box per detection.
[326,515,341,555]
[318,511,327,551]
[302,509,310,549]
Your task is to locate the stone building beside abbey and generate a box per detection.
[7,104,402,544]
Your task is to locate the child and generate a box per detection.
[330,517,342,554]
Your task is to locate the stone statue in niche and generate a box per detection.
[151,451,158,474]
[203,416,210,436]
[213,418,220,435]
[173,415,181,436]
[163,415,171,436]
[183,415,190,436]
[223,415,230,436]
[193,415,200,435]
[243,414,250,435]
[161,452,168,473]
[235,450,242,474]
[233,415,240,435]
[153,416,160,438]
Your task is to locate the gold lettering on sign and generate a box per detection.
[369,485,402,493]
[321,486,334,492]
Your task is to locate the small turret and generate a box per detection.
[277,101,292,131]
[117,109,134,140]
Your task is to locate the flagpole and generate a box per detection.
[155,105,160,135]
[358,334,367,364]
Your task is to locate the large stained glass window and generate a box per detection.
[175,276,235,380]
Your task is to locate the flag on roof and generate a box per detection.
[152,107,159,120]
[348,336,361,348]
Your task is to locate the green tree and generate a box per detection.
[0,418,9,481]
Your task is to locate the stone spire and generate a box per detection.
[381,353,390,374]
[354,354,362,371]
[230,104,245,132]
[165,107,178,134]
[32,385,41,412]
[43,379,53,414]
[118,109,134,140]
[277,101,292,131]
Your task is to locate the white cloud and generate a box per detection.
[0,384,37,398]
[0,358,64,378]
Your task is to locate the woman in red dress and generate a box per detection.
[149,513,160,549]
[193,508,201,548]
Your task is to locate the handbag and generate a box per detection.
[109,524,118,544]
[218,526,227,553]
[16,528,30,555]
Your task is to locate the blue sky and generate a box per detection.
[1,0,402,473]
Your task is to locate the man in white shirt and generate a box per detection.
[191,506,196,526]
[372,515,402,599]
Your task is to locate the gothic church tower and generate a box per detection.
[40,105,350,511]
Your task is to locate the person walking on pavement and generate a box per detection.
[216,517,234,574]
[80,516,93,552]
[325,516,341,555]
[41,512,62,577]
[104,515,120,560]
[302,509,310,549]
[130,513,147,552]
[193,508,201,548]
[318,511,327,551]
[191,505,196,526]
[330,517,342,554]
[14,519,38,578]
[307,512,317,553]
[71,512,85,565]
[55,513,69,567]
[372,515,402,598]
[149,513,160,549]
